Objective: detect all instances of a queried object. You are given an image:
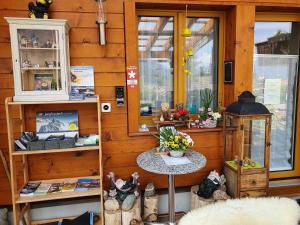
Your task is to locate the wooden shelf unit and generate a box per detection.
[5,96,104,225]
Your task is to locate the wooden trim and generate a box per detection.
[125,0,140,133]
[256,12,300,21]
[255,13,300,179]
[134,0,300,7]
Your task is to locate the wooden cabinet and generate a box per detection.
[5,18,70,102]
[5,97,104,225]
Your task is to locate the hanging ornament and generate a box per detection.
[182,4,193,77]
[187,47,193,56]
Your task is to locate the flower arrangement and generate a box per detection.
[174,108,189,121]
[158,128,194,153]
[198,89,221,128]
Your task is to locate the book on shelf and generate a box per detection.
[48,183,64,194]
[34,183,51,195]
[75,178,100,191]
[62,181,77,192]
[19,178,100,197]
[20,182,41,197]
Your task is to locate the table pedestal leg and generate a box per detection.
[168,174,175,225]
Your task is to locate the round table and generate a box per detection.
[137,149,206,225]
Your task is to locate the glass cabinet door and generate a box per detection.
[17,29,62,92]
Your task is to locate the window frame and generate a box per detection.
[255,12,300,179]
[125,1,225,134]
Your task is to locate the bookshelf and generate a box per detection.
[5,96,104,225]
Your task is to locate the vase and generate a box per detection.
[200,119,217,128]
[169,150,184,158]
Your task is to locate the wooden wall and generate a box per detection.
[0,0,299,205]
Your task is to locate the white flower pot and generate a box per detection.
[169,150,184,158]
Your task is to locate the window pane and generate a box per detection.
[253,21,300,171]
[186,18,219,113]
[138,16,174,116]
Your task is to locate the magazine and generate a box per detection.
[48,183,63,193]
[62,181,77,192]
[70,66,95,100]
[20,182,41,196]
[34,183,51,195]
[34,73,53,91]
[36,111,79,139]
[75,178,93,192]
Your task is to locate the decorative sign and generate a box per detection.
[127,66,138,88]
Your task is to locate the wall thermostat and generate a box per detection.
[101,103,111,112]
[115,86,125,106]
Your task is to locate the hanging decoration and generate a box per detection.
[182,5,193,76]
[96,0,107,45]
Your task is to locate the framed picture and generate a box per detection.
[34,73,53,91]
[224,61,234,83]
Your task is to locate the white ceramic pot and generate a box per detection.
[169,150,184,158]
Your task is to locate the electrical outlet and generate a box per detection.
[101,103,111,112]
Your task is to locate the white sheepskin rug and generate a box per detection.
[179,197,300,225]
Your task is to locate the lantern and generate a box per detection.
[223,91,272,198]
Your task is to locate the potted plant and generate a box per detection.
[157,127,194,157]
[198,89,222,128]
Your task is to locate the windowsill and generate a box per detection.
[128,126,223,137]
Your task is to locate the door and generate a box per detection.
[253,14,300,178]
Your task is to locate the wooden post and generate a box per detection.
[143,194,158,222]
[190,185,215,210]
[122,196,142,225]
[104,209,121,225]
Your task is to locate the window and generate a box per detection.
[253,14,300,178]
[136,11,224,126]
[138,16,175,116]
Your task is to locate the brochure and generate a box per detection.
[70,66,95,99]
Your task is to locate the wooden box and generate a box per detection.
[224,163,267,198]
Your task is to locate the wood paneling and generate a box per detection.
[0,0,299,205]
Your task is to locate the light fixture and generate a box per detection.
[96,0,107,45]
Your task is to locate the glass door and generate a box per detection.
[17,28,62,92]
[253,15,300,178]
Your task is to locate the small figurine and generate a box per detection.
[26,39,33,48]
[243,157,251,167]
[197,170,222,199]
[52,41,57,49]
[161,102,172,121]
[22,59,31,68]
[28,0,53,19]
[20,36,27,47]
[31,34,39,48]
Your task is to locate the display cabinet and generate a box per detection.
[5,18,70,101]
[223,91,272,198]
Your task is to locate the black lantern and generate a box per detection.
[223,91,272,198]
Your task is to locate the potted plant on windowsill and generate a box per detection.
[157,127,194,157]
[198,89,222,128]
